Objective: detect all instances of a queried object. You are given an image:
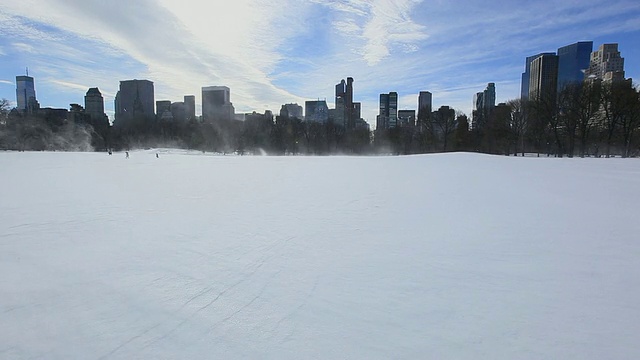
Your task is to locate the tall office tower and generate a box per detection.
[483,83,496,109]
[557,41,593,91]
[529,53,559,102]
[471,84,495,130]
[84,87,106,121]
[418,91,432,114]
[202,86,234,122]
[585,43,625,82]
[279,103,304,119]
[473,92,484,112]
[417,91,432,130]
[335,79,346,126]
[388,92,398,129]
[377,93,389,130]
[114,79,155,123]
[184,95,196,121]
[304,100,329,123]
[335,77,355,128]
[521,52,556,100]
[472,92,484,130]
[377,92,398,129]
[345,77,354,129]
[16,74,38,112]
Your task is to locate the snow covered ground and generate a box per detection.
[1,150,639,359]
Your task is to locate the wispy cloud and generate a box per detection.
[1,0,639,126]
[360,0,428,64]
[0,80,14,85]
[1,0,310,113]
[12,42,36,54]
[47,79,92,93]
[315,0,428,65]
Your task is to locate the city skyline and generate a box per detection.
[1,0,640,127]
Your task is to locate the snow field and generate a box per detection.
[1,151,639,359]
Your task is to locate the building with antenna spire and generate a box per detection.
[16,69,39,113]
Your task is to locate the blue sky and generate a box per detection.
[1,0,639,127]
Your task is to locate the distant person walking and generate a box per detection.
[126,151,129,159]
[156,153,159,158]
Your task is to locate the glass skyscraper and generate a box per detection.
[15,75,36,111]
[377,92,398,129]
[521,52,555,100]
[557,41,593,92]
[529,54,559,102]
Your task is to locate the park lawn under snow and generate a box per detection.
[1,150,639,359]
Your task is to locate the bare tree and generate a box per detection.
[0,98,10,121]
[506,99,528,156]
[432,106,457,152]
[454,114,470,151]
[617,85,640,157]
[599,81,634,157]
[557,83,582,157]
[529,95,556,156]
[575,81,601,158]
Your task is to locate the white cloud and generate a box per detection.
[1,0,312,113]
[12,42,37,54]
[0,80,14,85]
[47,79,92,93]
[316,0,428,65]
[1,0,639,126]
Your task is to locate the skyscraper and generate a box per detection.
[202,86,234,122]
[84,87,106,121]
[483,83,496,109]
[472,92,484,130]
[114,79,155,123]
[473,92,484,112]
[471,83,495,130]
[417,91,432,130]
[345,77,354,129]
[529,53,559,102]
[335,77,355,128]
[418,91,432,114]
[184,95,196,121]
[377,92,398,129]
[16,75,38,112]
[557,41,593,91]
[521,52,555,100]
[585,43,625,82]
[335,79,346,126]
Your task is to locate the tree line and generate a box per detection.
[498,80,640,158]
[1,80,639,157]
[377,80,640,158]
